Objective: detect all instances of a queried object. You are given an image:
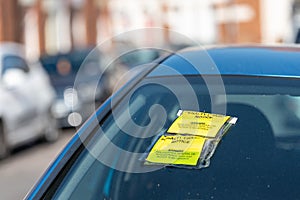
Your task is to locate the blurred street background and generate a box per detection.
[0,129,73,200]
[1,0,300,199]
[1,0,300,57]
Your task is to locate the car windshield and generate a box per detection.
[45,75,300,199]
[2,55,29,75]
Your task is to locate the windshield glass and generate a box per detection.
[45,75,300,200]
[2,55,29,75]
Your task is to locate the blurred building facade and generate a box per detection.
[0,0,297,59]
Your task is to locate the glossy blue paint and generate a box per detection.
[148,46,300,78]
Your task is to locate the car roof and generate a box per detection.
[148,45,300,78]
[0,42,25,58]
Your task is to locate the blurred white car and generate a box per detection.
[0,43,59,158]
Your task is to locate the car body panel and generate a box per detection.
[149,46,300,78]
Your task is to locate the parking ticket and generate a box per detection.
[145,135,206,166]
[167,110,230,138]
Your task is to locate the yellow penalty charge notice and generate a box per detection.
[167,110,230,138]
[146,135,206,166]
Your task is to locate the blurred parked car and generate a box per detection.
[26,45,300,199]
[0,43,59,158]
[103,40,189,93]
[40,48,110,128]
[105,47,163,93]
[40,44,165,128]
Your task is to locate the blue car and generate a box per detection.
[26,45,300,199]
[40,48,110,128]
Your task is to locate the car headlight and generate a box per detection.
[67,112,82,127]
[51,100,69,118]
[64,88,78,108]
[77,82,102,102]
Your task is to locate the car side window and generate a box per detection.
[2,55,30,75]
[1,55,30,87]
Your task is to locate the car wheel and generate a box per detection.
[0,121,9,159]
[43,112,60,143]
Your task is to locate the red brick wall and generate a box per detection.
[215,0,262,43]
